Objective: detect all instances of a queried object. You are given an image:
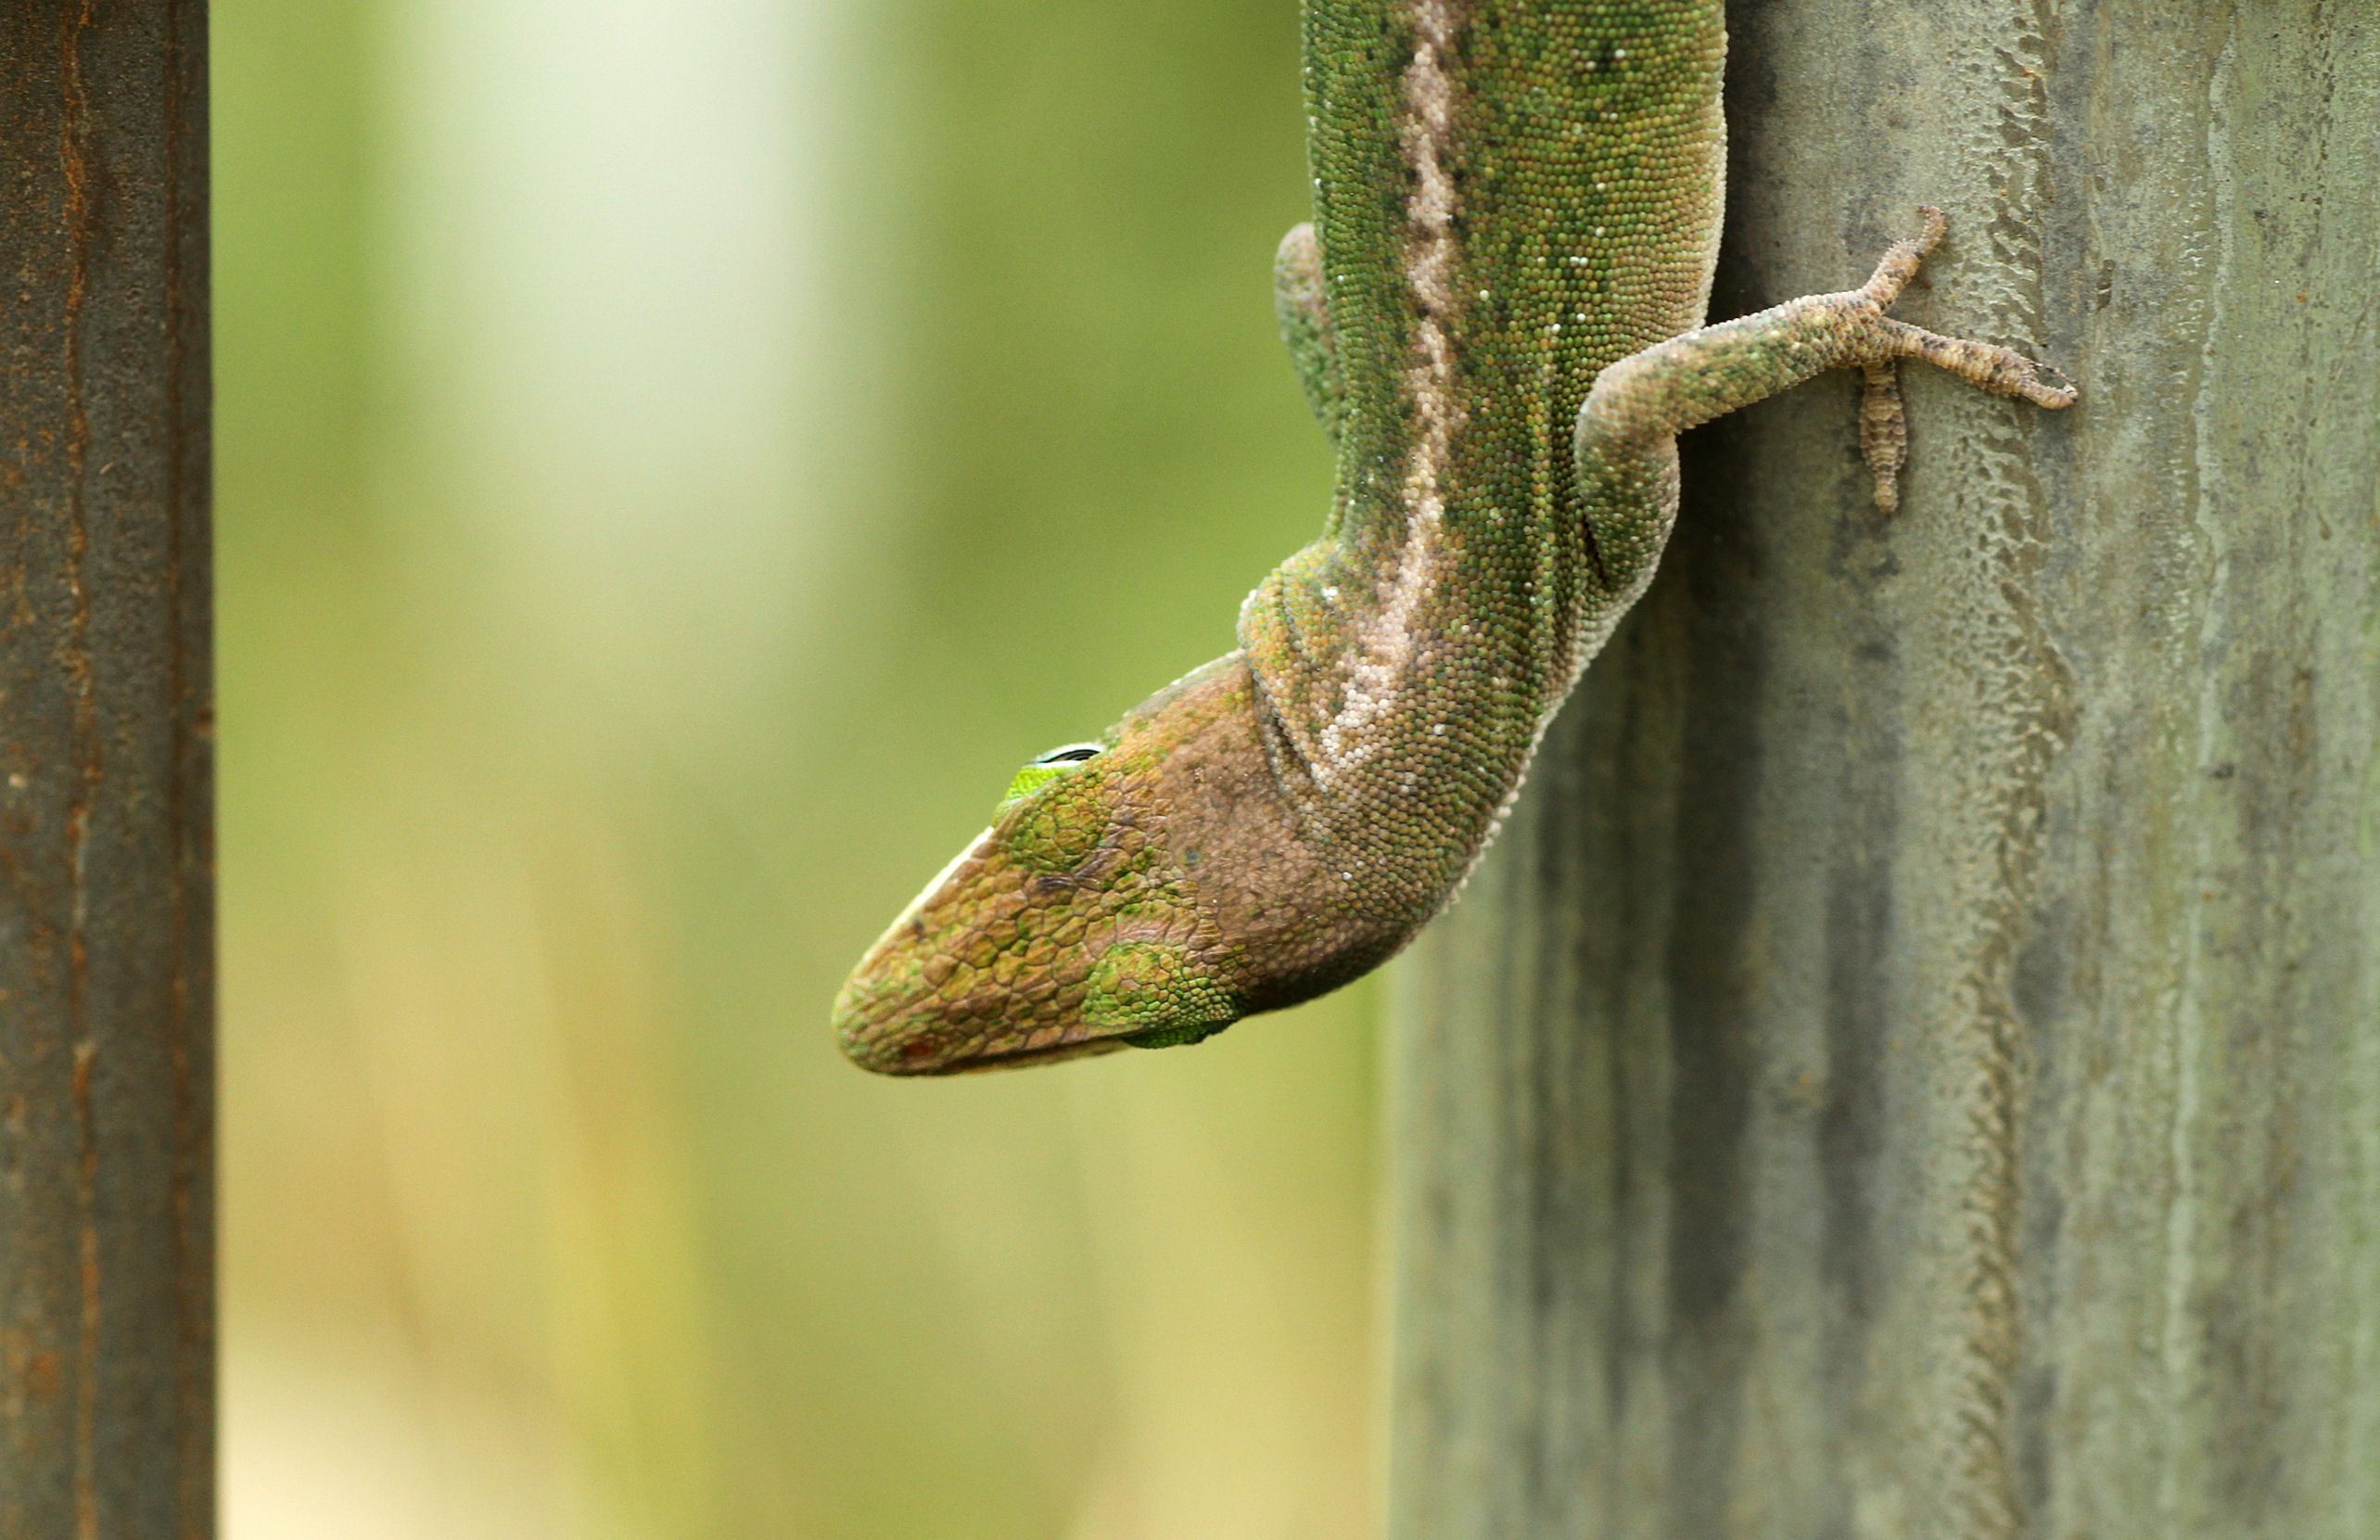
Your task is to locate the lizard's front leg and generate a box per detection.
[1274,222,1346,445]
[1573,208,2075,583]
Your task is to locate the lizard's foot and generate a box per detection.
[1850,208,2077,512]
[1575,207,2075,537]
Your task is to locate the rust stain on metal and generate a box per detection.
[70,1040,97,1540]
[57,0,102,999]
[55,9,105,1527]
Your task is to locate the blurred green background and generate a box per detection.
[213,0,1380,1534]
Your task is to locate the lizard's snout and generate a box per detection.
[830,830,1126,1075]
[831,823,1247,1074]
[834,731,1252,1075]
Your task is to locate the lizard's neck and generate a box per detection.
[1235,0,1727,923]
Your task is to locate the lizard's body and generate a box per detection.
[835,0,2069,1075]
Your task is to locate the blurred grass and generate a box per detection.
[214,0,1379,1536]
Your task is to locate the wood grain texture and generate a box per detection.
[0,3,214,1535]
[1385,3,2380,1536]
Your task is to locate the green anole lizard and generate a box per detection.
[836,0,2072,1075]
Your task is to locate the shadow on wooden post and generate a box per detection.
[0,4,213,1536]
[1388,4,2380,1538]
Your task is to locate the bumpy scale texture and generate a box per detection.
[835,0,2068,1074]
[1241,0,1726,923]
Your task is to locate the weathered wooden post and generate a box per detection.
[1388,4,2380,1536]
[0,3,214,1535]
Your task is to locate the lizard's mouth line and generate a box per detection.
[897,1034,1127,1076]
[844,1016,1129,1076]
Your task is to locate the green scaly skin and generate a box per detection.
[835,0,2073,1075]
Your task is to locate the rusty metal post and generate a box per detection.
[0,3,213,1537]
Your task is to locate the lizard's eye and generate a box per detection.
[999,743,1106,810]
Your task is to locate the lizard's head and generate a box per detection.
[833,734,1249,1075]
